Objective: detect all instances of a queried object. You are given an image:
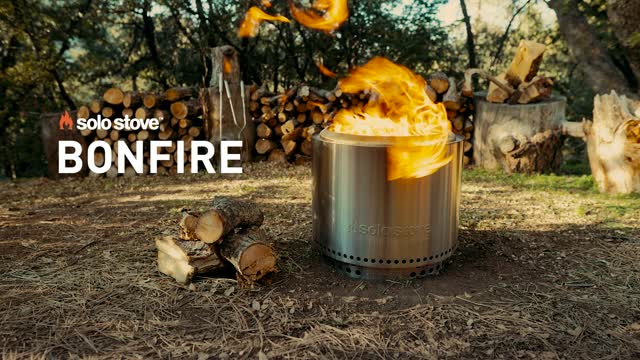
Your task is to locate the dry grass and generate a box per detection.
[1,162,639,359]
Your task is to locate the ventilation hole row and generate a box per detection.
[321,246,455,265]
[335,262,443,278]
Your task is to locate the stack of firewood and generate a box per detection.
[426,73,475,166]
[462,40,554,105]
[156,197,277,287]
[250,75,475,166]
[249,85,351,164]
[76,87,204,177]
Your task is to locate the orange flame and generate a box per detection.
[316,60,336,78]
[59,111,73,130]
[329,57,452,180]
[289,0,348,33]
[239,6,291,38]
[223,57,232,74]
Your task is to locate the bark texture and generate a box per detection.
[547,0,634,95]
[607,0,640,88]
[473,96,566,173]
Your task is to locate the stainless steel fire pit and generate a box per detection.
[312,129,463,279]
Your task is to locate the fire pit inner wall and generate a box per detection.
[312,129,463,279]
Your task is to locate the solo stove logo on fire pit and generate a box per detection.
[347,222,431,238]
[57,112,243,175]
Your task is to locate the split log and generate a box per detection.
[194,197,264,244]
[219,227,276,287]
[179,212,200,241]
[517,76,553,104]
[155,235,224,284]
[103,88,124,105]
[487,73,511,103]
[505,41,546,87]
[473,95,566,173]
[281,139,297,156]
[442,77,461,111]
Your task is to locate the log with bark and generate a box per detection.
[219,227,277,287]
[178,197,265,244]
[159,198,277,287]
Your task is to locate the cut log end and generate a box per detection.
[194,210,225,244]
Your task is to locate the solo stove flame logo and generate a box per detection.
[59,111,74,130]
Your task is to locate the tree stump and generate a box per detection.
[201,45,255,162]
[585,91,640,194]
[473,95,566,173]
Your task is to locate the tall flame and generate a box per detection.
[329,57,452,180]
[59,111,73,130]
[289,0,348,33]
[238,7,290,38]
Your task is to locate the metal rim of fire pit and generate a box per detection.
[312,130,464,280]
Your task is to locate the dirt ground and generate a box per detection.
[1,162,639,359]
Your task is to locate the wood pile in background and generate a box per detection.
[250,74,475,166]
[76,87,204,177]
[156,197,277,287]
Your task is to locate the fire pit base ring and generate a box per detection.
[323,255,450,280]
[318,244,457,280]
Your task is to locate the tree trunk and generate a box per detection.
[459,0,477,69]
[473,95,566,173]
[607,0,640,90]
[202,45,255,161]
[547,0,634,95]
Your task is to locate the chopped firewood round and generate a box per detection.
[103,88,124,105]
[219,227,276,287]
[195,197,264,244]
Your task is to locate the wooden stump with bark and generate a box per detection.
[473,95,567,173]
